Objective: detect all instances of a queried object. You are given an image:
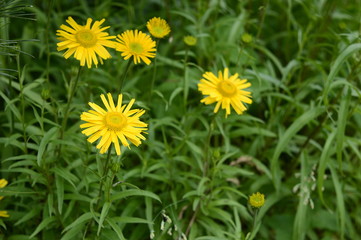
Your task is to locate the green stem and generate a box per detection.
[96,149,112,211]
[256,0,269,39]
[17,52,28,153]
[45,0,54,85]
[149,39,160,101]
[183,48,189,113]
[248,209,259,240]
[84,149,112,238]
[57,65,82,156]
[118,60,132,92]
[203,114,216,177]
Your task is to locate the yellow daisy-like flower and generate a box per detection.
[0,179,9,218]
[146,17,171,38]
[57,16,116,68]
[80,93,147,155]
[249,192,265,208]
[198,68,252,117]
[0,211,9,218]
[183,35,197,46]
[115,30,156,65]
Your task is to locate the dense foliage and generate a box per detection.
[1,0,361,239]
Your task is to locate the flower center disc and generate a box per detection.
[76,30,97,47]
[218,81,237,97]
[105,112,127,131]
[153,26,164,35]
[129,42,144,54]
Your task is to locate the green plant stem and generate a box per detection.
[149,39,160,101]
[183,48,189,113]
[45,0,54,85]
[118,60,132,92]
[17,53,28,153]
[185,114,217,237]
[57,65,82,156]
[256,0,269,39]
[248,209,259,240]
[84,149,112,239]
[203,114,216,177]
[96,149,112,211]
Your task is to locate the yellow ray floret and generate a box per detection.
[80,93,147,155]
[146,17,171,38]
[198,68,252,117]
[0,179,9,218]
[57,16,116,68]
[115,30,156,65]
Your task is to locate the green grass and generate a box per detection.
[1,0,361,239]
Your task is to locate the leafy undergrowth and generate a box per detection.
[0,0,361,239]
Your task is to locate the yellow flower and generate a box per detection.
[198,68,252,117]
[183,35,197,46]
[0,179,9,218]
[249,192,265,208]
[115,30,156,65]
[57,17,116,68]
[0,179,8,201]
[80,93,147,155]
[0,211,9,218]
[146,17,171,38]
[0,179,7,188]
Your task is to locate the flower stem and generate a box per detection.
[62,65,82,130]
[118,60,132,92]
[149,39,160,101]
[203,114,216,177]
[16,52,28,154]
[247,208,259,240]
[57,65,82,156]
[183,48,189,113]
[96,149,112,211]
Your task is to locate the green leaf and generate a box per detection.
[169,87,183,106]
[62,212,92,233]
[106,218,126,240]
[323,43,361,104]
[336,87,351,166]
[61,223,85,240]
[292,153,308,240]
[317,130,336,206]
[97,201,111,236]
[110,189,161,203]
[37,127,59,166]
[15,207,41,226]
[330,164,346,240]
[0,91,21,121]
[29,216,56,238]
[271,107,324,191]
[56,175,64,214]
[52,167,79,189]
[171,10,197,24]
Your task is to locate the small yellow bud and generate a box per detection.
[249,192,265,208]
[183,35,197,46]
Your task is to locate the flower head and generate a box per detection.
[146,17,171,38]
[116,30,156,65]
[183,35,197,46]
[57,17,116,68]
[249,192,265,208]
[198,68,252,117]
[0,179,9,218]
[80,93,147,155]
